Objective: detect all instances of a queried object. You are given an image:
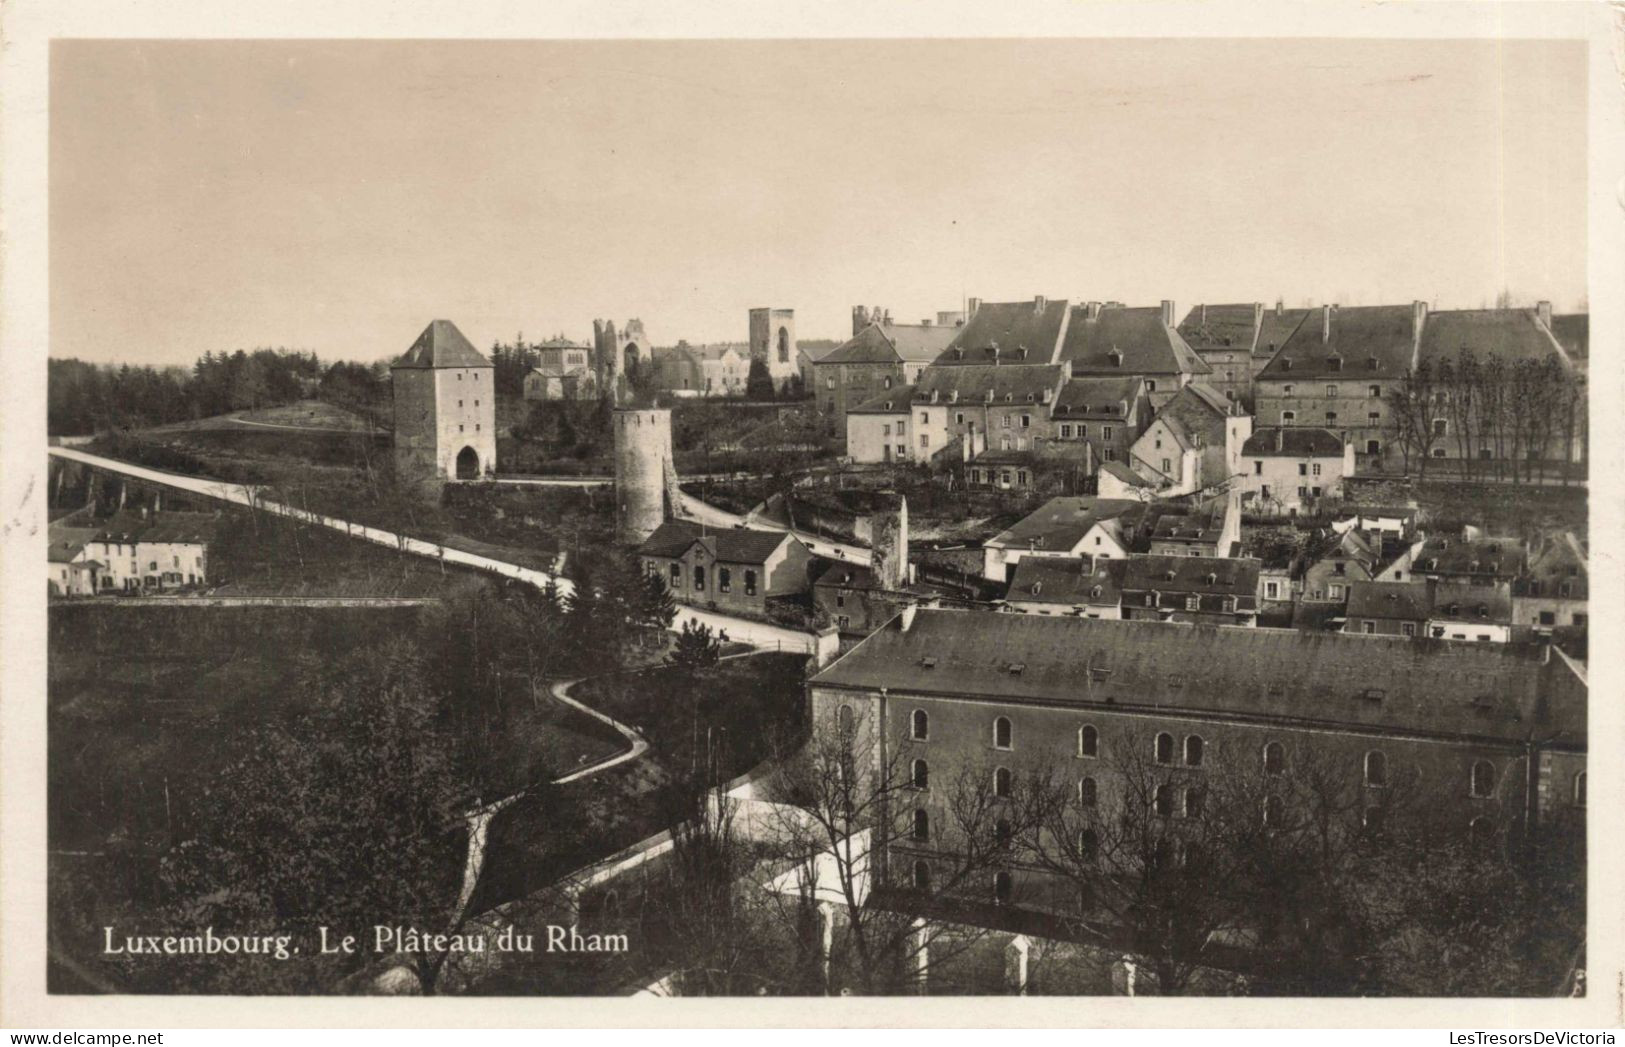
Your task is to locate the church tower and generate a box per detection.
[391,319,497,481]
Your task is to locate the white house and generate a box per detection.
[73,511,218,593]
[1236,426,1356,514]
[981,496,1147,582]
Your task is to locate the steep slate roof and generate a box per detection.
[1255,307,1312,359]
[849,385,915,414]
[1147,384,1238,450]
[1146,497,1229,544]
[1242,427,1345,457]
[1413,535,1526,578]
[822,323,957,366]
[987,496,1147,551]
[811,608,1585,747]
[1550,314,1588,361]
[1418,309,1574,368]
[1119,554,1260,600]
[1052,376,1144,419]
[1099,460,1157,489]
[637,519,794,565]
[1059,305,1210,377]
[47,524,100,563]
[1257,305,1417,380]
[94,511,219,545]
[911,364,1068,405]
[1177,304,1261,352]
[393,320,492,369]
[1006,556,1126,607]
[1428,582,1513,624]
[1346,581,1431,621]
[937,299,1072,364]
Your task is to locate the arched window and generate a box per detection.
[911,709,929,741]
[994,716,1012,750]
[1364,750,1387,788]
[1575,771,1587,808]
[1078,724,1099,759]
[1262,741,1285,776]
[837,704,854,741]
[1470,760,1497,799]
[1263,794,1284,829]
[913,860,932,890]
[994,871,1013,905]
[1078,776,1097,807]
[1184,735,1205,768]
[718,566,731,593]
[1079,828,1099,862]
[1184,786,1205,819]
[1155,732,1175,765]
[913,808,929,842]
[1155,783,1174,817]
[994,767,1012,798]
[911,758,929,790]
[693,564,706,591]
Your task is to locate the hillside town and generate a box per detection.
[45,288,1588,997]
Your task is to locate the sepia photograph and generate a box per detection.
[2,0,1620,1031]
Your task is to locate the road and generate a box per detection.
[46,446,823,653]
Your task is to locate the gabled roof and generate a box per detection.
[393,320,493,369]
[1146,497,1230,544]
[93,511,219,546]
[1099,460,1157,489]
[47,524,100,563]
[849,385,915,414]
[810,608,1585,746]
[637,519,794,565]
[937,299,1072,364]
[533,335,589,350]
[911,364,1068,406]
[987,496,1146,551]
[1418,309,1574,369]
[1059,305,1210,377]
[1255,306,1312,359]
[821,322,958,367]
[1177,304,1261,353]
[1120,554,1260,598]
[1413,535,1526,578]
[1006,556,1126,606]
[1345,581,1431,621]
[1051,376,1144,419]
[1145,383,1239,451]
[1257,305,1417,381]
[1242,427,1345,457]
[1428,582,1513,624]
[1550,314,1588,361]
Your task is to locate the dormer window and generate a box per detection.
[1366,357,1379,371]
[1328,356,1343,372]
[1108,351,1122,367]
[1281,360,1293,372]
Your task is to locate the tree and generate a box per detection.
[1391,362,1440,479]
[667,618,722,674]
[746,358,776,402]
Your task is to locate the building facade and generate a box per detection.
[391,319,498,481]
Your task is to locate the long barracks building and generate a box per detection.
[807,608,1586,913]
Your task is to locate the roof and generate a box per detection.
[1346,581,1431,622]
[1146,383,1240,450]
[987,496,1146,551]
[820,323,957,367]
[1177,303,1261,353]
[1052,376,1144,419]
[911,364,1068,406]
[1120,554,1260,598]
[393,320,492,370]
[1147,497,1230,544]
[637,519,794,565]
[48,524,100,563]
[1006,556,1126,607]
[1257,305,1417,380]
[1059,305,1210,377]
[1099,460,1156,488]
[1242,427,1346,457]
[1418,309,1574,369]
[849,385,915,414]
[532,335,589,350]
[810,608,1585,747]
[1255,306,1312,359]
[92,511,220,545]
[1413,535,1526,578]
[1428,582,1513,624]
[1550,314,1588,360]
[938,299,1071,364]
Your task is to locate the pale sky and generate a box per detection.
[49,37,1586,367]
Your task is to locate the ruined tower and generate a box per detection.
[614,408,678,544]
[391,320,497,482]
[748,307,798,391]
[593,318,654,403]
[866,491,909,592]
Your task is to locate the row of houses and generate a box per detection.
[47,511,217,596]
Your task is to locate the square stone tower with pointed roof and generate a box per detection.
[391,319,497,481]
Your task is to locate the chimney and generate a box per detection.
[1536,300,1553,329]
[898,603,918,633]
[1087,301,1103,321]
[1034,295,1047,313]
[1275,298,1284,318]
[882,308,893,325]
[1199,303,1208,324]
[967,297,982,317]
[852,305,869,336]
[1253,302,1264,329]
[1413,299,1428,334]
[1322,304,1334,342]
[1161,300,1175,325]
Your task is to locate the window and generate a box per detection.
[1103,448,1115,461]
[913,860,931,890]
[1282,411,1296,423]
[1433,418,1448,436]
[1155,732,1174,765]
[1470,761,1496,799]
[1021,414,1031,429]
[994,767,1012,798]
[911,759,929,790]
[1312,463,1322,477]
[1185,595,1200,612]
[911,709,929,740]
[693,565,706,591]
[1061,424,1073,438]
[1162,458,1172,473]
[1079,777,1097,807]
[1155,784,1174,817]
[669,563,681,586]
[458,399,464,407]
[1362,805,1385,835]
[1326,385,1338,397]
[1263,742,1285,776]
[1401,621,1416,637]
[1265,581,1279,599]
[1103,426,1113,441]
[994,871,1013,904]
[1184,735,1204,767]
[826,376,835,389]
[994,716,1012,750]
[1145,380,1157,392]
[837,705,855,742]
[1368,384,1381,398]
[1365,751,1387,787]
[1574,771,1586,807]
[1079,828,1099,862]
[955,412,966,425]
[744,570,757,596]
[1324,413,1336,424]
[1298,462,1309,476]
[1002,415,1011,428]
[1078,724,1099,758]
[1362,620,1375,634]
[1263,794,1284,829]
[1329,583,1344,600]
[913,809,930,842]
[882,423,892,437]
[718,567,731,593]
[1184,786,1205,818]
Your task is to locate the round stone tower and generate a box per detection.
[614,408,675,544]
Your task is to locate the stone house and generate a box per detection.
[981,497,1150,582]
[638,520,813,616]
[1003,556,1125,619]
[814,320,956,447]
[1511,532,1587,633]
[1236,427,1356,515]
[1118,554,1260,627]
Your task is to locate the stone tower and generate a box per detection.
[748,307,798,391]
[593,318,654,403]
[391,320,497,481]
[866,492,909,591]
[614,408,677,544]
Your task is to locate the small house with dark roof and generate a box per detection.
[47,523,103,596]
[1409,534,1526,591]
[1143,493,1241,559]
[1237,426,1355,514]
[1512,531,1587,633]
[637,519,814,615]
[845,386,922,465]
[60,510,219,593]
[1004,555,1126,619]
[1058,301,1210,408]
[391,319,497,481]
[1118,553,1260,627]
[1128,383,1253,494]
[1343,581,1431,638]
[982,496,1149,582]
[815,321,958,447]
[1426,582,1514,643]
